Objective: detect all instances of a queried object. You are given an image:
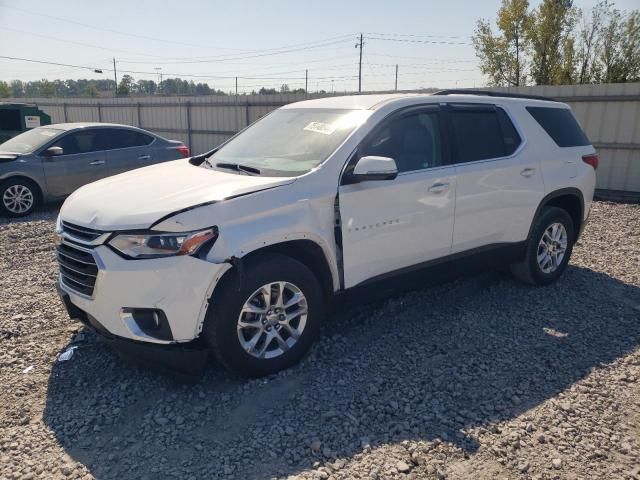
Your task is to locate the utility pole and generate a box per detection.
[113,58,118,96]
[395,64,398,91]
[305,69,308,95]
[355,33,364,93]
[235,76,238,97]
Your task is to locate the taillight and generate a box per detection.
[582,154,598,170]
[175,145,190,158]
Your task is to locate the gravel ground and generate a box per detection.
[1,201,639,480]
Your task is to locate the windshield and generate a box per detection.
[205,108,372,176]
[0,128,62,154]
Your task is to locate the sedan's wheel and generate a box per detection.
[510,206,575,285]
[0,179,39,217]
[204,254,324,377]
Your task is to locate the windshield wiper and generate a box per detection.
[214,162,261,175]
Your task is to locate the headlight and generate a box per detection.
[109,228,217,259]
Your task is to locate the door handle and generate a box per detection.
[138,155,151,161]
[428,182,449,193]
[89,160,105,166]
[520,167,536,178]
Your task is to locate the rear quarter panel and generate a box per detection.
[517,103,596,220]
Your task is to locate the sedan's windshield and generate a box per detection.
[205,108,372,176]
[0,127,62,154]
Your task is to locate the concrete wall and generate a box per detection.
[8,82,640,195]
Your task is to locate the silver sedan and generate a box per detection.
[0,123,190,216]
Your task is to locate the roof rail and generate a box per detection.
[432,89,555,102]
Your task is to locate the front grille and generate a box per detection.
[61,221,104,243]
[57,242,98,297]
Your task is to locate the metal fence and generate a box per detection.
[8,82,640,196]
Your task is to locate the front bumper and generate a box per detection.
[58,287,209,378]
[58,243,230,343]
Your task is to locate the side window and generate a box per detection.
[526,106,590,147]
[497,108,521,155]
[134,131,154,146]
[100,129,153,151]
[449,106,522,163]
[449,107,504,163]
[361,111,442,173]
[53,131,100,155]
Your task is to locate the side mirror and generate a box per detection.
[346,156,398,183]
[42,146,63,157]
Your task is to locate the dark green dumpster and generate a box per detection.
[0,103,52,143]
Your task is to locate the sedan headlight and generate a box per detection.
[109,228,217,259]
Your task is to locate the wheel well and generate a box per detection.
[214,240,335,307]
[243,240,335,302]
[1,176,43,203]
[543,194,582,238]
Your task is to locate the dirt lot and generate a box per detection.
[1,201,639,480]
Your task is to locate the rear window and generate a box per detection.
[526,106,590,147]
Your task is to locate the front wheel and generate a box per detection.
[510,206,575,285]
[0,178,39,217]
[203,254,324,377]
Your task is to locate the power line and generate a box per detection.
[369,53,476,61]
[2,2,362,61]
[0,55,358,82]
[116,34,356,63]
[0,2,254,52]
[115,38,355,65]
[0,55,104,73]
[367,36,470,46]
[366,32,467,40]
[0,26,170,59]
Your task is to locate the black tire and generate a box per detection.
[203,254,324,377]
[510,206,575,285]
[0,178,40,217]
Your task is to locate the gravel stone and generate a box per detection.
[1,201,639,480]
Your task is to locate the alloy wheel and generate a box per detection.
[2,184,34,214]
[237,281,308,359]
[537,222,568,274]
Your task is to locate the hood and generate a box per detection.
[60,159,295,230]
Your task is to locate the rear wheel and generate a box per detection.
[203,254,324,377]
[510,206,575,285]
[0,178,40,217]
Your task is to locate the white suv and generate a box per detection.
[55,91,597,377]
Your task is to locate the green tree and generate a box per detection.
[595,6,640,82]
[83,83,99,97]
[0,81,10,98]
[117,74,135,96]
[528,0,579,85]
[472,0,532,86]
[577,1,610,84]
[137,79,157,95]
[9,80,24,97]
[39,79,55,97]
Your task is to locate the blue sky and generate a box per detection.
[1,0,638,92]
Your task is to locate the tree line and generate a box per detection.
[0,75,309,98]
[474,0,640,87]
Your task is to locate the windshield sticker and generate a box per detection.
[304,122,336,135]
